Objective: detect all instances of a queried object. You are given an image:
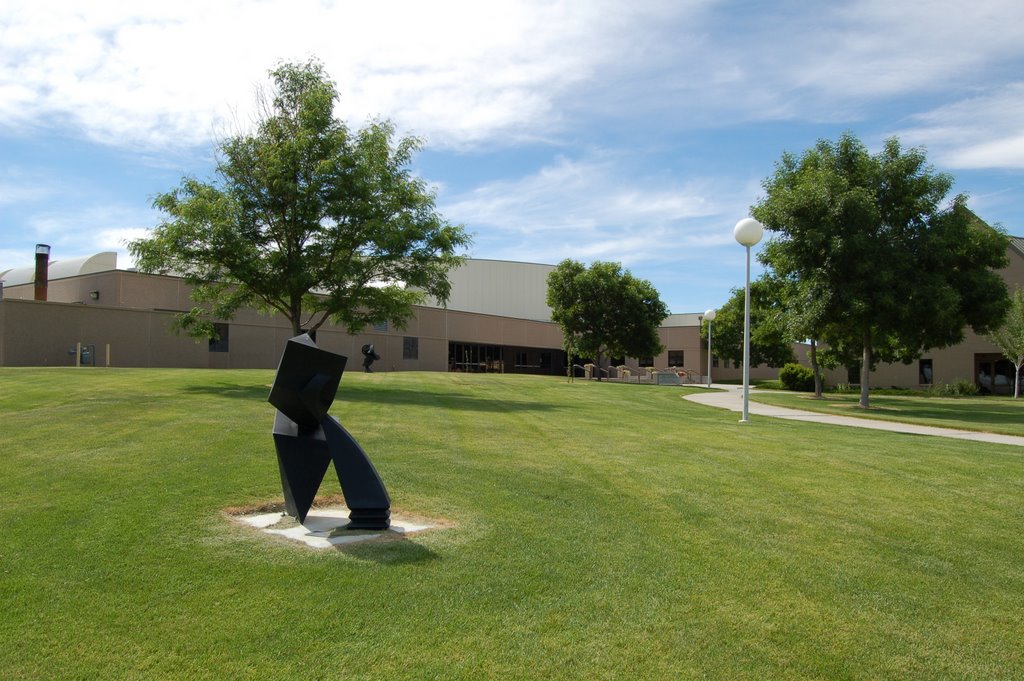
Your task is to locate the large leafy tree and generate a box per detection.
[703,277,797,371]
[130,59,470,338]
[546,260,669,377]
[989,287,1024,399]
[753,132,1009,408]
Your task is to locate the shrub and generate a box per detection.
[779,363,815,392]
[928,379,980,397]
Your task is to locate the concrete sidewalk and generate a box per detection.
[683,384,1024,448]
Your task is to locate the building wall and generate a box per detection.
[3,246,1021,387]
[0,271,572,372]
[0,298,208,367]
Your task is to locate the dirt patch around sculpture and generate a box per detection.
[224,495,450,549]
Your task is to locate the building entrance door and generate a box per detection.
[975,353,1018,395]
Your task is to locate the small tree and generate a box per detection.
[756,257,837,398]
[704,277,797,370]
[130,59,470,339]
[546,260,669,379]
[989,287,1024,398]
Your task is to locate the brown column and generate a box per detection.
[33,244,50,301]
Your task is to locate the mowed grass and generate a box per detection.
[1,368,1023,680]
[750,390,1024,436]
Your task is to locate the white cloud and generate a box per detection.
[781,1,1024,98]
[3,0,1023,155]
[14,201,156,268]
[441,154,757,267]
[0,174,53,205]
[896,83,1024,169]
[0,0,712,151]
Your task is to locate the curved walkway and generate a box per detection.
[683,384,1024,448]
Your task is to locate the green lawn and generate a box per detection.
[2,369,1023,679]
[749,390,1024,436]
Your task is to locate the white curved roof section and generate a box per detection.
[424,258,557,321]
[427,259,701,323]
[0,252,117,286]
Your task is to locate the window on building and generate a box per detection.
[372,321,388,333]
[712,356,719,368]
[847,363,860,384]
[403,336,418,360]
[449,342,503,372]
[209,323,229,353]
[639,356,654,368]
[667,350,684,367]
[540,352,552,368]
[919,358,933,384]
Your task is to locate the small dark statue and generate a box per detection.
[268,334,391,529]
[361,343,380,372]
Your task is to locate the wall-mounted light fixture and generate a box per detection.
[89,290,100,301]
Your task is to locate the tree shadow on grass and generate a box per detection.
[339,389,563,413]
[181,382,563,414]
[181,382,271,400]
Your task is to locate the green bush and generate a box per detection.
[779,363,815,392]
[928,379,980,397]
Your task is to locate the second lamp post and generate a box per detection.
[703,308,716,388]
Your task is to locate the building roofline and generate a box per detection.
[1010,236,1024,258]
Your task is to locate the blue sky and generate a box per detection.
[2,0,1023,314]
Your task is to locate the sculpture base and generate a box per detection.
[347,508,391,530]
[237,505,432,550]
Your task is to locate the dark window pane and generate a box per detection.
[403,336,418,360]
[209,323,229,353]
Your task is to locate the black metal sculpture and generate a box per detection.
[268,334,391,530]
[361,343,380,372]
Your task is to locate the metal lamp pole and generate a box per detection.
[704,308,716,388]
[733,218,764,423]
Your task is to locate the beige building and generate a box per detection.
[1,238,1021,393]
[0,255,705,378]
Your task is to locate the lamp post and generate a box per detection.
[704,308,716,388]
[733,218,764,423]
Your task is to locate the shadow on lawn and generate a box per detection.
[181,382,564,414]
[336,536,440,565]
[339,389,563,414]
[181,382,271,400]
[878,405,1021,425]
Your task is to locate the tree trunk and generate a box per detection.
[289,296,303,336]
[1015,363,1021,399]
[810,339,823,398]
[596,350,603,381]
[859,328,872,409]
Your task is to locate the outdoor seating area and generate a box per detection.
[572,364,705,385]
